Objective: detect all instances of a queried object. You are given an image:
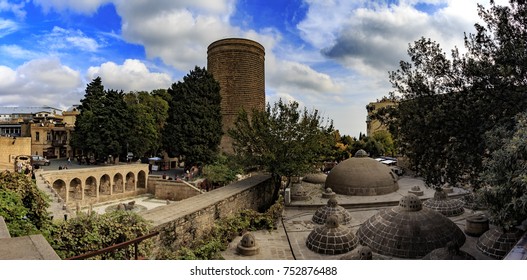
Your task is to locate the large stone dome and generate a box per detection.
[325,150,399,196]
[356,194,466,259]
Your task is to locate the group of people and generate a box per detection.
[15,161,33,178]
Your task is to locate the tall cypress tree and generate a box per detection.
[162,66,222,166]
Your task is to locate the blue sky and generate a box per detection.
[0,0,506,137]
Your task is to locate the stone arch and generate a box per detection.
[137,170,146,188]
[125,172,135,192]
[69,178,82,201]
[52,179,66,201]
[113,173,124,193]
[99,174,111,196]
[85,176,97,198]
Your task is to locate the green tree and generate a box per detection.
[229,99,333,201]
[124,91,169,158]
[0,171,51,236]
[478,112,527,230]
[0,190,40,237]
[202,154,243,187]
[387,1,527,188]
[371,130,395,156]
[162,66,222,165]
[72,78,131,161]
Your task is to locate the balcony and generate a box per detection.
[52,140,67,147]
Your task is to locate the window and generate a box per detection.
[35,132,40,141]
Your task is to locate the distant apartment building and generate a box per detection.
[365,98,397,136]
[0,106,80,159]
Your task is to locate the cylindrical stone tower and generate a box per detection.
[207,38,265,153]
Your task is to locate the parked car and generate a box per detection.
[31,155,50,167]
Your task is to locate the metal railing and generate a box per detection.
[65,231,159,260]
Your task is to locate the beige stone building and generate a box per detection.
[0,136,31,171]
[365,98,397,136]
[0,106,79,160]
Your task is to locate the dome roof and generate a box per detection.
[325,155,399,196]
[356,194,466,259]
[312,197,352,225]
[303,173,327,184]
[423,189,465,217]
[422,241,475,260]
[306,215,358,255]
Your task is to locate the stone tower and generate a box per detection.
[207,38,265,153]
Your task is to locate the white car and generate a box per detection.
[31,155,50,166]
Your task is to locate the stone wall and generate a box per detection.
[140,174,273,250]
[148,177,201,201]
[0,136,31,171]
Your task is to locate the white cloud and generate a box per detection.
[42,26,101,52]
[0,58,82,107]
[113,0,238,71]
[298,0,505,78]
[32,0,112,14]
[0,45,42,60]
[86,59,173,92]
[0,18,17,37]
[0,0,26,18]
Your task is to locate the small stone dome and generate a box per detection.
[340,245,373,260]
[325,154,399,196]
[290,184,310,201]
[355,149,369,157]
[408,185,424,196]
[306,215,358,255]
[303,173,327,184]
[423,189,465,217]
[312,197,352,225]
[356,194,466,259]
[321,187,336,199]
[476,227,524,259]
[237,232,260,256]
[422,241,475,260]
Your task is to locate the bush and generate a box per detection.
[48,211,153,259]
[0,171,52,236]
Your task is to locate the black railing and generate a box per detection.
[65,231,159,260]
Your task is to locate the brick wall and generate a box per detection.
[207,38,265,153]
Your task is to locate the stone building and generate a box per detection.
[0,106,79,159]
[0,136,31,171]
[207,38,265,153]
[365,97,397,136]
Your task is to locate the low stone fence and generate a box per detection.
[148,177,202,201]
[140,174,274,250]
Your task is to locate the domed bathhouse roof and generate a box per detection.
[339,245,373,260]
[422,241,475,260]
[312,197,352,225]
[325,150,399,196]
[306,215,358,255]
[422,189,465,217]
[356,194,466,259]
[302,173,327,184]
